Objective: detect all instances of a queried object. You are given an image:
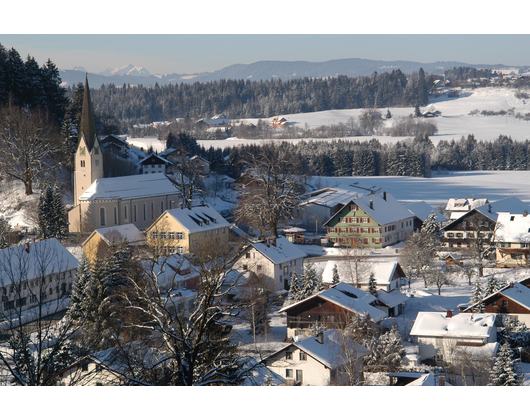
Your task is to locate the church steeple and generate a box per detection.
[79,74,97,151]
[73,74,104,208]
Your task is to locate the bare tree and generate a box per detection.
[461,213,500,277]
[339,244,372,288]
[0,100,62,195]
[400,230,435,288]
[234,141,305,237]
[121,241,256,385]
[169,158,206,210]
[426,267,454,296]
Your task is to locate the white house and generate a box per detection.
[444,197,489,220]
[139,154,171,175]
[409,311,498,363]
[263,329,367,386]
[493,212,530,267]
[0,239,79,329]
[233,237,307,293]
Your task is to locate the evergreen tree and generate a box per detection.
[489,342,523,386]
[51,185,68,241]
[37,185,54,239]
[332,264,340,285]
[0,216,10,249]
[290,271,302,301]
[368,272,378,296]
[484,275,502,297]
[68,256,92,321]
[420,211,440,253]
[298,264,323,301]
[471,278,485,313]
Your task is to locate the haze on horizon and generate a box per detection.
[2,34,530,76]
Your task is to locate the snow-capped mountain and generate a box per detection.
[98,64,151,77]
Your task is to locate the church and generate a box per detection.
[68,76,180,232]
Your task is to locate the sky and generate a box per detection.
[2,34,530,75]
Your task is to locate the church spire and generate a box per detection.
[79,74,97,151]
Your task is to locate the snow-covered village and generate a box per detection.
[4,33,530,398]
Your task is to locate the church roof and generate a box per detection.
[79,75,97,152]
[79,173,178,201]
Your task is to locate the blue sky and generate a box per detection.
[2,34,530,75]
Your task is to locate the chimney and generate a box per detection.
[266,238,270,247]
[370,200,374,210]
[510,282,514,288]
[272,237,276,247]
[489,204,492,213]
[446,310,452,318]
[317,331,324,344]
[524,211,529,218]
[383,191,387,201]
[25,243,29,253]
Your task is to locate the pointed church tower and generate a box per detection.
[74,75,104,206]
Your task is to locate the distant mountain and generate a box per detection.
[59,58,516,88]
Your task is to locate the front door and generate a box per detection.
[296,370,303,384]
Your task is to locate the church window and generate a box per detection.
[124,205,128,222]
[100,208,106,226]
[160,201,164,214]
[80,160,85,167]
[114,207,118,225]
[134,205,137,222]
[151,202,154,219]
[95,160,99,167]
[143,203,147,221]
[80,146,86,155]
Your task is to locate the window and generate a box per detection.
[493,300,497,307]
[134,205,137,222]
[124,205,128,222]
[81,362,89,372]
[502,300,508,308]
[151,202,154,219]
[114,207,118,225]
[257,265,262,271]
[286,369,293,378]
[80,160,85,167]
[95,159,99,167]
[299,351,307,361]
[143,203,147,221]
[286,351,293,360]
[100,207,106,226]
[161,201,164,214]
[296,370,303,383]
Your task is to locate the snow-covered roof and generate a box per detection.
[326,192,412,226]
[141,254,198,291]
[493,212,530,243]
[279,282,386,322]
[468,281,530,313]
[239,357,286,386]
[445,197,488,213]
[322,260,405,286]
[83,224,145,247]
[301,187,365,209]
[403,201,447,223]
[246,237,307,265]
[292,330,368,369]
[0,239,79,287]
[161,204,231,234]
[410,312,497,339]
[139,153,171,165]
[376,289,409,308]
[79,173,177,201]
[475,196,530,219]
[406,373,453,386]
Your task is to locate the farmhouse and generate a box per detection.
[444,197,489,220]
[262,329,367,386]
[440,197,529,249]
[464,281,530,327]
[324,192,414,248]
[279,282,386,339]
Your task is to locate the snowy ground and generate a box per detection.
[231,241,530,384]
[127,87,530,152]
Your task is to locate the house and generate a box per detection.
[53,345,163,386]
[464,281,530,327]
[444,197,489,220]
[68,76,181,233]
[232,237,307,293]
[159,146,189,165]
[141,254,201,313]
[262,329,367,386]
[189,155,210,175]
[279,282,386,339]
[300,187,366,225]
[323,191,414,248]
[139,154,171,175]
[440,197,530,249]
[270,117,288,127]
[493,211,530,267]
[146,204,231,255]
[196,115,231,127]
[443,253,463,267]
[409,311,498,363]
[0,239,79,327]
[82,224,146,264]
[403,201,447,230]
[100,134,129,157]
[321,260,408,317]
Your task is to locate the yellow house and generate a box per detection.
[146,204,231,254]
[82,224,146,264]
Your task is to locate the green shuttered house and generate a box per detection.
[323,192,414,248]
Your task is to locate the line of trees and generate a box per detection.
[83,69,433,129]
